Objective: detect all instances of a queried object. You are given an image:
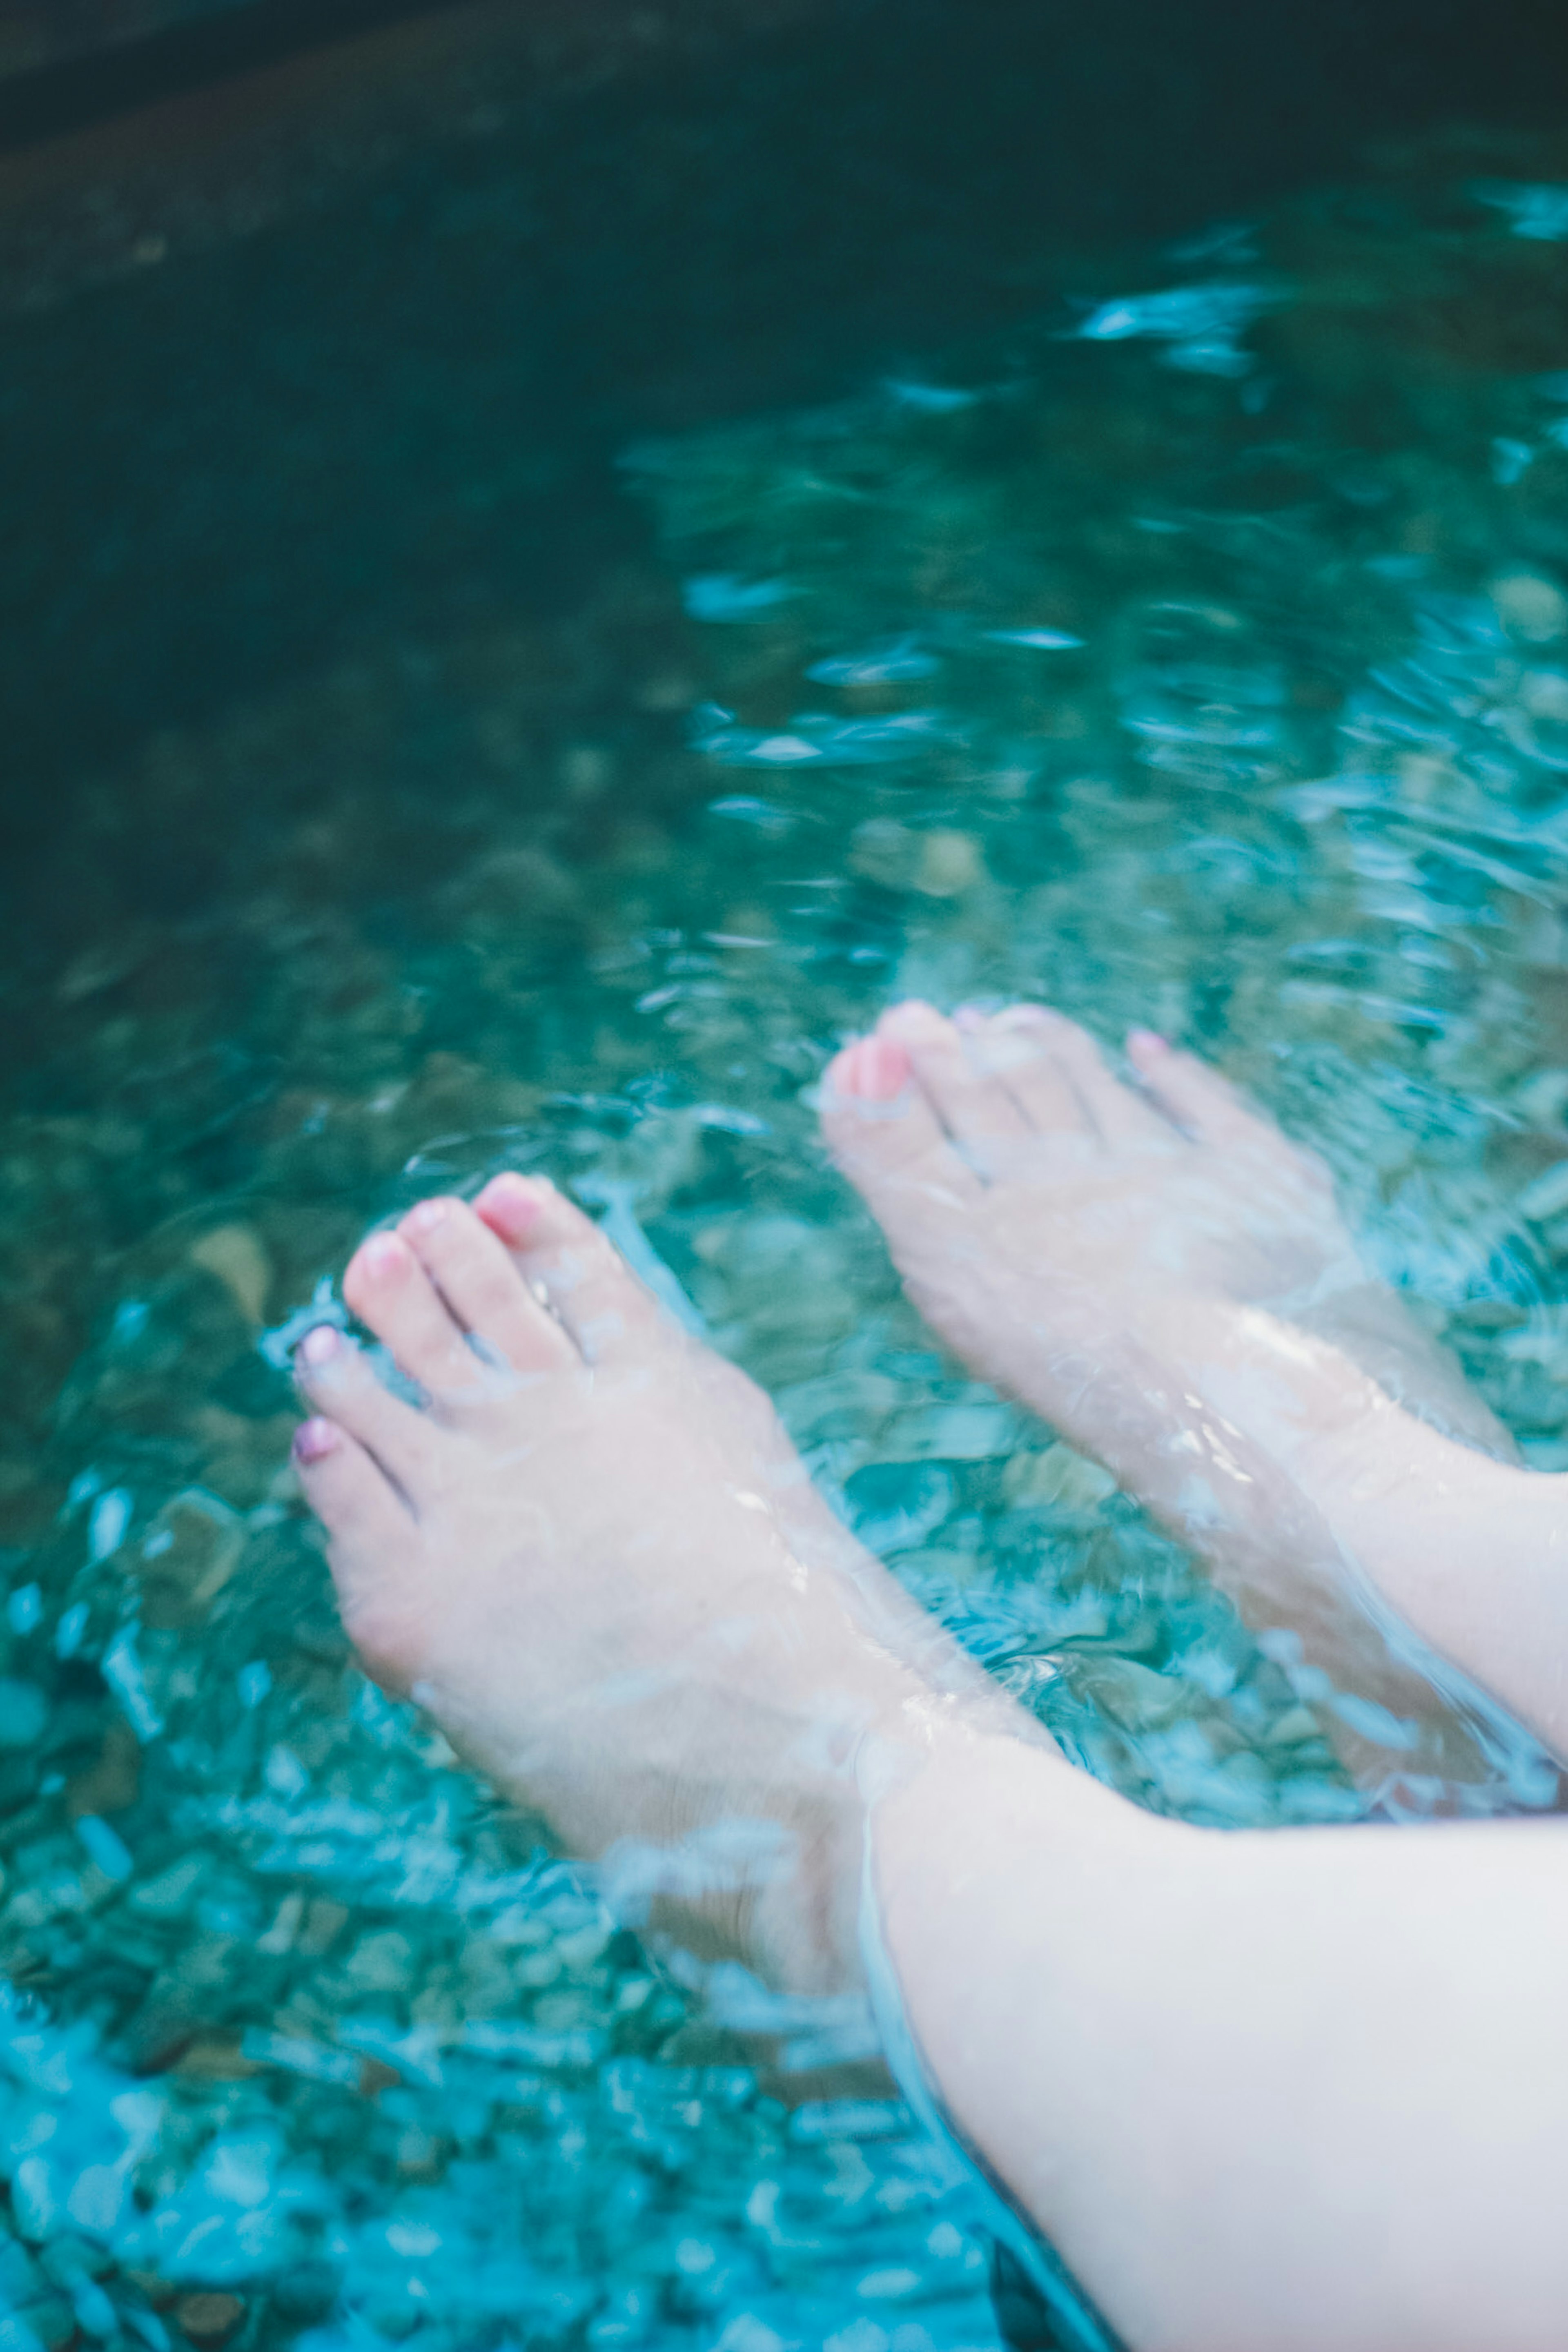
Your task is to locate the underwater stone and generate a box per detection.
[1517,1159,1568,1224]
[172,2295,244,2347]
[187,1229,272,1327]
[911,833,983,900]
[0,1681,48,1750]
[74,1819,133,1885]
[88,1492,131,1565]
[139,1494,244,1632]
[7,1586,42,1636]
[1001,1446,1118,1514]
[1491,573,1568,643]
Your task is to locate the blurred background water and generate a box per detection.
[4,6,1568,2350]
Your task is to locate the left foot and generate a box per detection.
[291,1179,1036,1993]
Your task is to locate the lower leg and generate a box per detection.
[874,1722,1568,2352]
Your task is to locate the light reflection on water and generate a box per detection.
[4,133,1568,2352]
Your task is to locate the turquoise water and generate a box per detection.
[6,123,1568,2352]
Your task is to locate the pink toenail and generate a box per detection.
[300,1324,339,1367]
[405,1199,448,1234]
[477,1173,544,1240]
[855,1036,911,1101]
[294,1417,340,1463]
[1128,1028,1171,1054]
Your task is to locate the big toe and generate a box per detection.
[820,1025,982,1208]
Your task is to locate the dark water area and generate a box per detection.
[2,0,1566,817]
[4,7,1568,2351]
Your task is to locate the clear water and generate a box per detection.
[6,121,1568,2352]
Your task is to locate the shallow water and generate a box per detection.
[7,119,1568,2352]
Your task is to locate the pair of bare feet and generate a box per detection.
[289,999,1568,2352]
[291,999,1563,1983]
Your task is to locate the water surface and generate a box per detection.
[5,120,1568,2352]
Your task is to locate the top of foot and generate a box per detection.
[820,1002,1528,1772]
[821,1000,1512,1464]
[290,1173,1033,1996]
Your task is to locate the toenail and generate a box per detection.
[293,1417,340,1463]
[856,1037,911,1101]
[1128,1028,1171,1054]
[300,1324,340,1367]
[478,1172,544,1238]
[405,1199,449,1235]
[363,1233,408,1277]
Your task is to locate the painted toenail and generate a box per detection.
[1129,1028,1171,1054]
[294,1417,340,1463]
[857,1037,911,1101]
[405,1199,449,1234]
[300,1324,339,1367]
[477,1172,545,1240]
[489,1172,540,1207]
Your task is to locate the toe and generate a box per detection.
[474,1174,664,1364]
[819,1031,982,1207]
[343,1229,489,1400]
[958,1005,1096,1138]
[293,1414,414,1565]
[1126,1031,1288,1155]
[400,1196,577,1373]
[878,1001,1031,1167]
[993,1007,1169,1146]
[295,1324,441,1497]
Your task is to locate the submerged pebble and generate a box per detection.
[0,1680,48,1750]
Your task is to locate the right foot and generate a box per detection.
[824,1001,1509,1457]
[821,1003,1526,1767]
[291,1177,1036,1997]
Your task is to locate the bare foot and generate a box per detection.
[291,1178,1031,1996]
[820,1002,1530,1776]
[823,1002,1509,1458]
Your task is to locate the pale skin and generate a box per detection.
[292,999,1568,2352]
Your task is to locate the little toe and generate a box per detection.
[999,1008,1170,1146]
[819,1034,983,1208]
[343,1229,489,1400]
[879,1001,1031,1165]
[400,1196,577,1373]
[294,1324,440,1496]
[474,1174,664,1364]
